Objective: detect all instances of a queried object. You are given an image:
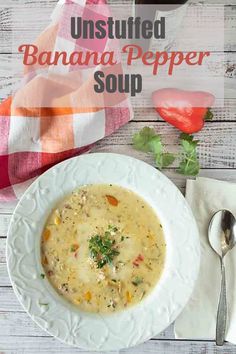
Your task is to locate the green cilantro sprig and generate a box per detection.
[132,127,157,152]
[178,133,200,176]
[132,127,200,176]
[132,127,175,169]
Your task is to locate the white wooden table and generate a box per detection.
[1,0,236,352]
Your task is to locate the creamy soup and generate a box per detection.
[41,184,166,313]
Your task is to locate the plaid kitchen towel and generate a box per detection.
[0,0,133,201]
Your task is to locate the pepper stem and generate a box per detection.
[204,108,213,121]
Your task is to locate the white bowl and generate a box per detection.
[7,153,200,351]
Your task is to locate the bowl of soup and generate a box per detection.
[7,153,200,351]
[41,184,166,313]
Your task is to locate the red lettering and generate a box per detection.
[197,51,210,65]
[185,51,199,65]
[18,44,38,65]
[18,43,211,77]
[153,52,168,75]
[53,51,70,65]
[122,44,143,65]
[168,52,184,75]
[70,52,82,65]
[100,51,117,66]
[142,51,154,64]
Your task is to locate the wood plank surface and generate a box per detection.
[0,3,234,53]
[0,264,10,287]
[0,52,235,104]
[0,166,236,219]
[1,168,236,232]
[0,0,235,6]
[0,307,169,339]
[134,105,236,122]
[93,121,236,168]
[0,336,235,354]
[0,215,11,236]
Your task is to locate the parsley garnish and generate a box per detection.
[132,127,157,152]
[89,230,119,269]
[132,127,200,176]
[178,133,199,176]
[70,244,78,252]
[108,225,118,232]
[132,127,175,169]
[132,276,143,286]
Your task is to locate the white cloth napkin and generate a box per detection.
[174,177,236,344]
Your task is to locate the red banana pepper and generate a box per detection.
[152,88,215,134]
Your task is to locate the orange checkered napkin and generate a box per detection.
[0,0,133,201]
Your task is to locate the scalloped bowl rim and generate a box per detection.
[7,153,200,351]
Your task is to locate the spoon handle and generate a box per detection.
[216,259,227,346]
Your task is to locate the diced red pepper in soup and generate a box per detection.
[106,195,119,206]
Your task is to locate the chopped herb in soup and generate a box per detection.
[41,184,166,313]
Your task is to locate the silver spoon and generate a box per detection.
[208,210,236,346]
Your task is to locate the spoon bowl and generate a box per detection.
[208,209,236,346]
[209,210,236,258]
